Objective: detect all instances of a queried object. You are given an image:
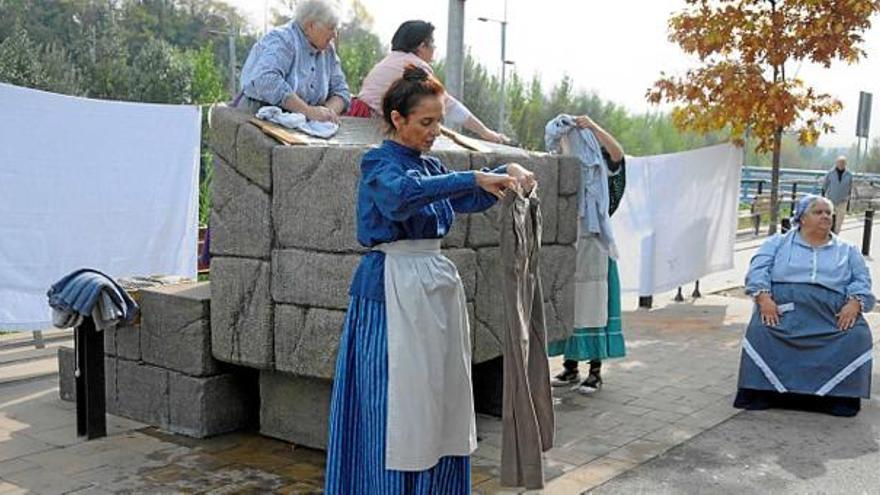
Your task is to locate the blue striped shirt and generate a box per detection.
[240,22,351,109]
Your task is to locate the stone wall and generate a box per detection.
[208,106,579,447]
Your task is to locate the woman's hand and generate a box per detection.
[305,105,339,123]
[574,115,596,130]
[481,129,511,144]
[505,163,537,194]
[475,171,518,199]
[836,299,861,331]
[755,293,781,327]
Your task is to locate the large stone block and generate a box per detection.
[558,155,581,196]
[429,150,471,172]
[141,282,221,377]
[442,215,469,249]
[115,359,169,428]
[474,245,575,357]
[443,248,477,301]
[539,244,576,344]
[273,146,366,252]
[272,249,359,310]
[470,153,560,245]
[431,150,473,249]
[211,156,272,259]
[235,122,276,191]
[211,258,274,369]
[472,305,502,364]
[260,372,332,449]
[103,323,140,361]
[105,356,117,414]
[557,195,579,246]
[169,371,257,438]
[275,306,345,379]
[209,105,249,163]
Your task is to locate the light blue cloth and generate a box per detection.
[745,230,876,311]
[47,268,138,330]
[822,168,853,205]
[240,22,350,110]
[544,114,618,258]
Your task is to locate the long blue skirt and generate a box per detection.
[737,283,873,399]
[324,296,471,494]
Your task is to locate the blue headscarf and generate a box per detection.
[792,194,825,226]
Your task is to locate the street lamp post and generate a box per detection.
[208,14,238,98]
[479,2,513,132]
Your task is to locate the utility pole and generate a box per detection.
[479,0,513,131]
[446,0,466,100]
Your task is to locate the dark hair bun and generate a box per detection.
[402,65,429,82]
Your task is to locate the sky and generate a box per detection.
[228,0,879,150]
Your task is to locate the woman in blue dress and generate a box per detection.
[735,194,874,417]
[324,65,535,494]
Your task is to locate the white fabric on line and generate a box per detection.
[0,83,200,330]
[612,143,742,295]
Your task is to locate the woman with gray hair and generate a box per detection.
[237,0,350,122]
[735,194,874,417]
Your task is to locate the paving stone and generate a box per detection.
[210,257,274,369]
[211,156,272,259]
[273,146,366,252]
[141,282,221,377]
[234,122,276,191]
[271,249,360,310]
[260,372,331,450]
[274,305,345,379]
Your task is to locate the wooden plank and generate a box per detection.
[248,117,309,145]
[440,126,490,153]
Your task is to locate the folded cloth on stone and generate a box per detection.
[47,268,139,331]
[255,105,339,139]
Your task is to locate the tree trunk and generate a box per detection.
[768,126,783,235]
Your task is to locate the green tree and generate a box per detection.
[336,0,383,94]
[130,36,192,104]
[0,21,49,89]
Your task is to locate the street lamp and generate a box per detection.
[478,3,513,132]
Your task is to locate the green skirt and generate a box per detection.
[548,258,626,361]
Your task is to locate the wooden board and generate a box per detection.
[249,117,309,145]
[440,126,491,153]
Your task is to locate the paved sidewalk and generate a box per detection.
[1,216,877,494]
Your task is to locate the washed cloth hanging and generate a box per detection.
[545,114,619,259]
[47,268,138,330]
[498,187,554,489]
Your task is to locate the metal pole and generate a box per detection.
[863,209,874,256]
[692,280,702,298]
[498,20,507,130]
[228,25,237,98]
[446,0,466,100]
[674,287,684,302]
[638,296,653,309]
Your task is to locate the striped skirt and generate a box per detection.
[324,296,471,494]
[547,258,626,361]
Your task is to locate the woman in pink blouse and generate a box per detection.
[350,20,509,144]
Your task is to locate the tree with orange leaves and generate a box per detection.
[649,0,880,234]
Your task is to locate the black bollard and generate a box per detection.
[674,287,684,302]
[692,280,702,298]
[863,210,874,256]
[781,218,791,234]
[638,296,653,309]
[75,317,107,440]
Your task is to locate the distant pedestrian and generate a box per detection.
[822,156,853,234]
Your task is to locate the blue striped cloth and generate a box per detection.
[47,268,138,329]
[324,296,470,494]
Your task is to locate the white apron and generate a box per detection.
[377,239,477,471]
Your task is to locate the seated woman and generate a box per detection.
[735,195,874,417]
[237,0,350,121]
[351,20,508,143]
